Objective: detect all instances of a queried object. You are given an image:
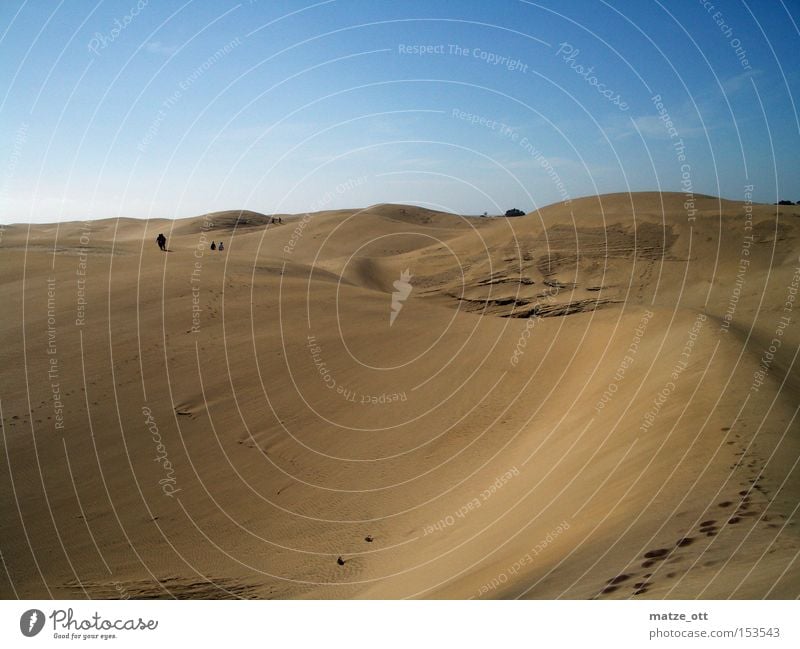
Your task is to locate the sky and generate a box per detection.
[1,0,799,223]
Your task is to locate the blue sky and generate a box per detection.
[1,0,798,222]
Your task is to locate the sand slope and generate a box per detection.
[0,192,798,599]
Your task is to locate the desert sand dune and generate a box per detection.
[0,192,798,599]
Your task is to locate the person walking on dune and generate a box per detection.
[156,233,166,251]
[210,241,216,251]
[218,241,224,251]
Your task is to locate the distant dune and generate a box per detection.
[1,192,798,599]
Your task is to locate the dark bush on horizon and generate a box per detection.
[505,208,525,217]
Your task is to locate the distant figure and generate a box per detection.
[210,241,216,251]
[156,233,166,251]
[218,241,224,251]
[278,217,282,224]
[336,556,345,566]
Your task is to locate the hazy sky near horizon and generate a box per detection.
[1,0,799,223]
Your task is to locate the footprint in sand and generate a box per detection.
[599,574,634,596]
[676,537,694,548]
[700,521,718,536]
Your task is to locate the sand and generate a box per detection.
[0,192,798,599]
